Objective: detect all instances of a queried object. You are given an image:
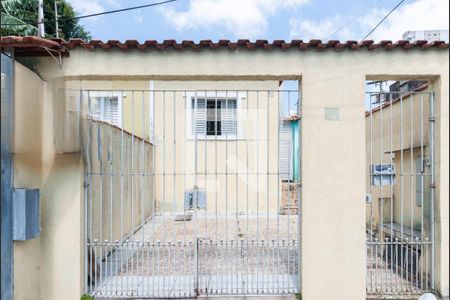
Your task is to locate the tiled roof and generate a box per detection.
[365,83,429,117]
[0,36,67,56]
[58,38,450,50]
[1,36,448,55]
[0,36,63,48]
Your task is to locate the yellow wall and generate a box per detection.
[13,62,53,300]
[429,77,449,296]
[301,72,366,299]
[365,90,432,233]
[15,46,449,299]
[13,62,53,187]
[84,120,154,243]
[12,63,83,300]
[39,153,83,300]
[153,80,282,213]
[67,79,285,214]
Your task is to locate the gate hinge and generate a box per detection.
[84,182,89,188]
[429,117,435,122]
[430,183,436,189]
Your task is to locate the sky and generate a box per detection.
[68,0,449,42]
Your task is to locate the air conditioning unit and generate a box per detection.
[184,189,206,210]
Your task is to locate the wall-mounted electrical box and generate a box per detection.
[13,188,40,241]
[184,189,206,210]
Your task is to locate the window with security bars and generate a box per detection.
[192,98,237,136]
[90,96,121,126]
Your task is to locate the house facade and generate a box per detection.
[365,84,435,288]
[0,37,448,300]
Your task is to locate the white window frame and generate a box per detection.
[88,91,123,127]
[185,91,244,140]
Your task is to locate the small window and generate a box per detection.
[89,95,122,127]
[371,164,395,186]
[192,98,236,136]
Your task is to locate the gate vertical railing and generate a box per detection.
[80,87,301,298]
[365,89,435,296]
[429,92,435,291]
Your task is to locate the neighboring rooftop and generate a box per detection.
[403,30,449,43]
[0,36,449,56]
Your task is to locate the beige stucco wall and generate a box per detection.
[39,153,83,300]
[17,47,448,300]
[300,71,366,299]
[84,120,154,243]
[365,81,449,296]
[66,79,285,215]
[152,80,282,214]
[429,77,449,297]
[365,91,432,233]
[13,62,53,187]
[12,63,83,300]
[12,62,53,300]
[365,96,433,278]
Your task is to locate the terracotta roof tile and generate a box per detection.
[395,40,409,46]
[346,40,359,50]
[360,40,374,46]
[74,38,449,51]
[326,40,339,47]
[181,40,194,47]
[124,40,139,48]
[290,40,302,47]
[0,36,66,56]
[1,36,449,55]
[414,40,428,46]
[334,42,346,50]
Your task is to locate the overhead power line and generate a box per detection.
[56,0,179,23]
[324,0,379,40]
[1,0,179,27]
[361,0,407,40]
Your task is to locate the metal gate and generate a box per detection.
[80,86,301,298]
[365,88,435,296]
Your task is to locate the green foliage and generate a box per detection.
[1,0,38,35]
[295,292,302,300]
[80,294,94,300]
[1,0,91,40]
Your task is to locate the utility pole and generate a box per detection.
[37,0,45,37]
[54,0,59,38]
